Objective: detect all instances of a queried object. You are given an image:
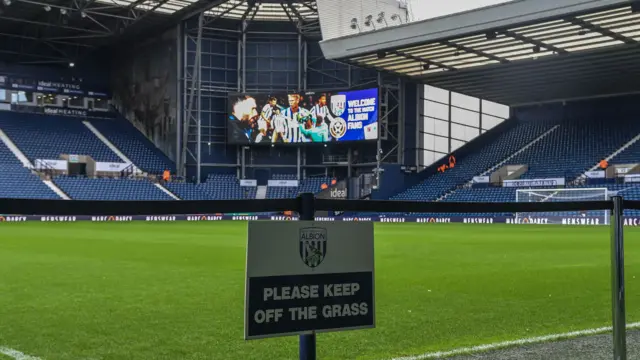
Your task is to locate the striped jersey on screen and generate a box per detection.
[283,107,306,143]
[261,104,273,121]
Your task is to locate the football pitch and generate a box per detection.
[1,222,640,360]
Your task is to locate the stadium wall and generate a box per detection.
[0,62,108,93]
[110,28,179,162]
[514,93,640,122]
[1,214,635,227]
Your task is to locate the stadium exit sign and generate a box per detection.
[244,221,375,339]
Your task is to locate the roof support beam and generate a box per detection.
[565,17,637,44]
[440,40,509,64]
[499,29,569,54]
[389,50,457,71]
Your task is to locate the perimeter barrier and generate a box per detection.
[1,194,639,360]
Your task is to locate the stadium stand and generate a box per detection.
[0,141,60,199]
[391,120,558,202]
[53,176,173,201]
[503,117,640,180]
[266,174,331,199]
[0,113,121,162]
[90,117,175,174]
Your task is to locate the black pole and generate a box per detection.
[298,192,316,360]
[611,196,626,360]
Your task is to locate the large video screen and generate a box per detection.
[227,88,378,145]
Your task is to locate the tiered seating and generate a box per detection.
[267,174,298,199]
[0,113,120,162]
[505,118,640,180]
[53,177,172,200]
[266,175,331,199]
[200,174,256,199]
[392,120,558,201]
[0,142,59,199]
[300,177,331,194]
[164,182,213,200]
[610,139,640,165]
[90,118,175,174]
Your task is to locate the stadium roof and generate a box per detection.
[319,0,640,106]
[0,0,317,64]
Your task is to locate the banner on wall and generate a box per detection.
[240,179,258,187]
[1,214,638,226]
[472,176,490,183]
[267,180,299,187]
[9,104,115,119]
[0,75,110,98]
[585,171,605,179]
[503,178,565,187]
[624,174,640,183]
[34,159,67,171]
[227,88,378,145]
[95,162,129,172]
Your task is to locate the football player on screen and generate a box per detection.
[256,97,277,143]
[229,96,259,142]
[311,94,335,141]
[299,114,329,142]
[283,93,314,143]
[271,108,288,144]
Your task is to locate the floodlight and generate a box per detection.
[2,0,11,6]
[377,12,387,26]
[44,5,51,11]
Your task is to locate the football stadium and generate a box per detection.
[3,0,640,359]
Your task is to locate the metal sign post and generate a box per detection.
[611,196,626,360]
[299,192,316,360]
[243,193,375,360]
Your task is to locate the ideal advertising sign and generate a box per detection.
[244,221,375,339]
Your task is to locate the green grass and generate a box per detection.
[0,222,639,360]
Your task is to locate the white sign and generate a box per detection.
[503,178,565,188]
[34,159,67,171]
[240,179,258,187]
[625,175,640,183]
[585,171,605,179]
[616,168,631,175]
[268,180,299,187]
[245,221,375,340]
[330,188,347,199]
[95,162,129,172]
[472,176,490,183]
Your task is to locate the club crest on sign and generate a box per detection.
[330,94,346,117]
[299,227,327,268]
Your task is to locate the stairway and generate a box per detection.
[0,128,32,168]
[437,124,561,201]
[256,186,267,199]
[43,180,71,200]
[154,183,181,200]
[83,121,143,174]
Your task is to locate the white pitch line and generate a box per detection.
[389,322,640,360]
[0,347,42,360]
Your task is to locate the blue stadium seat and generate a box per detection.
[392,120,558,202]
[0,141,59,199]
[90,118,175,174]
[53,176,173,201]
[0,112,120,162]
[504,117,640,180]
[266,175,330,199]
